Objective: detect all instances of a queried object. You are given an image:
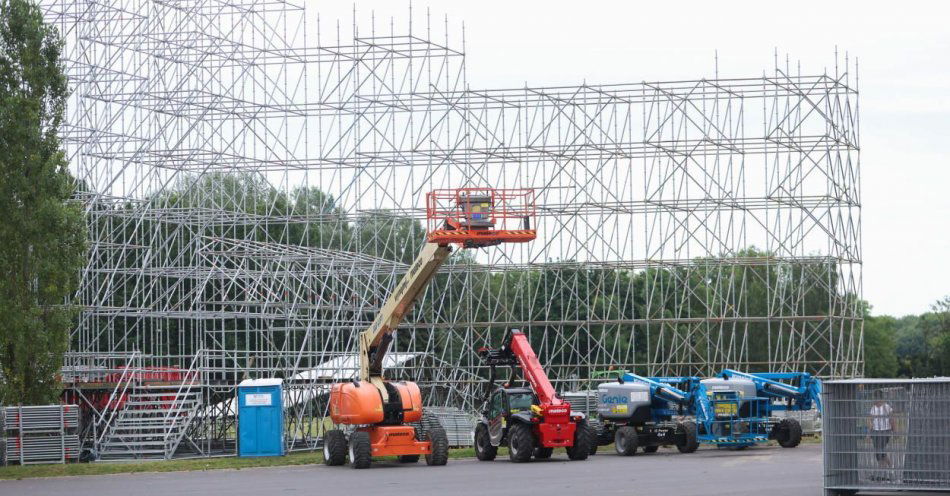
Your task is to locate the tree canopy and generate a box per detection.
[0,0,85,405]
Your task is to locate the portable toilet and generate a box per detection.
[237,378,284,457]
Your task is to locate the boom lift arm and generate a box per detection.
[360,242,452,398]
[718,369,822,412]
[325,188,537,469]
[479,330,565,407]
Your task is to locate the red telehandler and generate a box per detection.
[323,189,536,469]
[474,330,593,462]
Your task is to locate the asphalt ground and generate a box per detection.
[0,444,906,496]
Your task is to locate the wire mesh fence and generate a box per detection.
[823,378,950,495]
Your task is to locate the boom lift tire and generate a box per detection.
[565,421,593,460]
[398,455,420,463]
[533,447,554,459]
[348,431,372,469]
[424,426,449,466]
[474,424,497,461]
[615,425,638,456]
[675,421,699,453]
[323,429,347,466]
[774,418,803,448]
[589,443,598,455]
[507,422,535,463]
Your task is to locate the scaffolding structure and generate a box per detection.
[41,0,862,457]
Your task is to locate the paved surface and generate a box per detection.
[1,444,832,496]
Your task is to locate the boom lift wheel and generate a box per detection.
[323,429,347,466]
[424,426,449,466]
[675,421,699,453]
[565,421,593,460]
[507,422,534,463]
[615,425,638,456]
[348,431,372,469]
[533,447,554,459]
[774,418,803,448]
[474,424,497,461]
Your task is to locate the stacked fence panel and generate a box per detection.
[2,405,81,465]
[426,407,477,447]
[823,379,950,495]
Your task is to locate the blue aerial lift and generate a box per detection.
[698,369,822,449]
[594,370,822,453]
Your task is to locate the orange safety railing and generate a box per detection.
[425,188,536,247]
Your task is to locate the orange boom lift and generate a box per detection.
[323,188,536,469]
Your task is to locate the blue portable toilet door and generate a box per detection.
[239,386,283,456]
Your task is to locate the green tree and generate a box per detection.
[895,296,950,377]
[0,0,85,404]
[863,314,898,378]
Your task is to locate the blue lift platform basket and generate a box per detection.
[238,378,285,457]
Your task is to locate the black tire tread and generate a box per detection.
[349,431,372,469]
[676,421,700,453]
[615,425,638,456]
[323,429,347,466]
[776,418,803,448]
[566,421,593,460]
[534,446,554,459]
[508,422,534,463]
[474,423,497,461]
[425,426,449,466]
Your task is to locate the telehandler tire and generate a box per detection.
[508,422,534,463]
[533,447,554,459]
[474,424,497,461]
[566,421,593,460]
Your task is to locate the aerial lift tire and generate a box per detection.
[615,425,638,456]
[774,418,803,448]
[565,422,593,460]
[533,447,554,459]
[348,431,372,469]
[323,430,347,466]
[507,422,535,463]
[675,421,699,453]
[424,426,449,466]
[474,424,497,461]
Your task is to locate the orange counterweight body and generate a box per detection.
[329,380,424,425]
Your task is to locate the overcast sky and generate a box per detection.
[310,0,949,317]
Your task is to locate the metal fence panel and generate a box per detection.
[2,405,82,465]
[823,378,950,495]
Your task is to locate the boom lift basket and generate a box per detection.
[426,188,536,247]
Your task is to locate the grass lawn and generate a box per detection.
[0,447,486,481]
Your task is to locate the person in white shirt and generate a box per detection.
[868,394,895,468]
